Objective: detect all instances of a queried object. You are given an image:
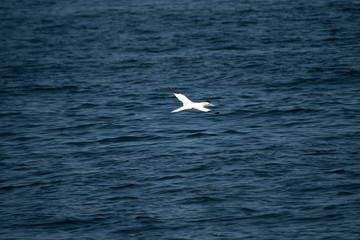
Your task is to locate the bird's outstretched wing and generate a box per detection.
[195,106,212,112]
[168,86,193,105]
[194,106,219,114]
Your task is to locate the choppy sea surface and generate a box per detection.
[1,0,360,239]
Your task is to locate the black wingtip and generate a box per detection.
[209,111,219,114]
[168,85,179,94]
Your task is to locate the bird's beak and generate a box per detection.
[208,104,215,106]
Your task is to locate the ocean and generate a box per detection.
[1,0,360,239]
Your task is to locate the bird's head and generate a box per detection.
[202,102,214,107]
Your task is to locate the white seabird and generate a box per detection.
[168,85,219,114]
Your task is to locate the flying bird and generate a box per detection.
[168,85,219,114]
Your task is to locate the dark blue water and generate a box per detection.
[1,0,360,239]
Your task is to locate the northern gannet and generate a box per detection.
[168,85,219,114]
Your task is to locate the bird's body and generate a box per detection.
[168,86,219,114]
